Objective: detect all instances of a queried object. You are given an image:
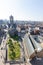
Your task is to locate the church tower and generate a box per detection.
[9,15,14,28]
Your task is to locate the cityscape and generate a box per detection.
[0,15,43,65]
[0,0,43,65]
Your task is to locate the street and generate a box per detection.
[0,32,9,65]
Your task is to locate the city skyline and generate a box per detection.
[0,0,43,21]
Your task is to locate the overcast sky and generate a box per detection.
[0,0,43,21]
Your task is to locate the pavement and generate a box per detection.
[0,33,9,65]
[30,57,43,65]
[0,50,5,65]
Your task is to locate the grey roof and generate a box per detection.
[24,34,35,58]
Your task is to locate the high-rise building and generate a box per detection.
[8,15,17,36]
[9,15,14,25]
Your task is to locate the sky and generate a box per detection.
[0,0,43,21]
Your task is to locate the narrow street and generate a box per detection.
[0,33,9,65]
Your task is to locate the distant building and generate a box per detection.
[30,27,40,35]
[34,27,40,34]
[16,26,21,36]
[8,15,17,36]
[10,15,14,25]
